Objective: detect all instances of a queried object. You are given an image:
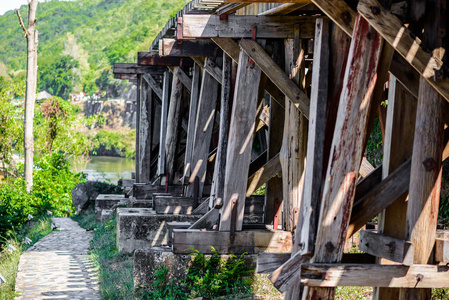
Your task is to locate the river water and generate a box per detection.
[73,156,135,185]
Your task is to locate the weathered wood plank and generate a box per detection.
[189,208,220,230]
[210,53,232,208]
[183,64,201,184]
[258,3,310,16]
[173,229,292,254]
[143,73,163,101]
[185,71,219,197]
[220,50,262,232]
[165,67,183,184]
[359,230,414,266]
[137,52,194,67]
[153,196,195,215]
[307,15,382,299]
[180,15,317,39]
[246,153,281,197]
[435,238,449,263]
[240,39,310,119]
[113,63,166,75]
[169,66,192,92]
[375,75,416,299]
[357,0,449,102]
[301,264,449,288]
[204,57,223,84]
[137,80,153,183]
[160,38,220,57]
[294,18,329,256]
[157,71,170,176]
[135,75,142,183]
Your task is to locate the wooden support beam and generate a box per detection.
[294,18,329,257]
[185,71,219,197]
[258,3,310,15]
[178,15,317,40]
[301,264,449,288]
[137,52,194,67]
[159,38,220,57]
[168,66,192,92]
[306,15,382,299]
[183,64,201,184]
[189,208,220,230]
[143,73,163,101]
[135,75,142,183]
[220,50,262,232]
[114,73,137,80]
[204,57,223,83]
[211,37,285,107]
[240,39,310,119]
[153,196,196,214]
[210,53,232,208]
[157,71,170,176]
[246,153,281,197]
[435,238,449,263]
[216,3,249,15]
[224,0,311,2]
[375,75,416,299]
[358,0,449,102]
[137,80,154,183]
[359,230,414,266]
[165,67,183,184]
[113,63,166,75]
[173,229,292,254]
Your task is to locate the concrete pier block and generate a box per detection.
[95,194,126,221]
[116,208,201,253]
[133,247,257,290]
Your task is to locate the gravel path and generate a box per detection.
[14,218,101,300]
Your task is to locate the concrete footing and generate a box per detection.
[95,194,126,221]
[116,208,201,253]
[133,246,257,290]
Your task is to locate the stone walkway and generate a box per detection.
[15,218,101,300]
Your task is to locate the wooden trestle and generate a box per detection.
[112,0,449,299]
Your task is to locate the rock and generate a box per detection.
[72,183,89,215]
[72,181,122,215]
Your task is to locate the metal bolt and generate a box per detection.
[371,6,381,15]
[422,158,437,171]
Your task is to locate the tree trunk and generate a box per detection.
[23,0,39,192]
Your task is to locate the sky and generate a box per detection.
[0,0,29,16]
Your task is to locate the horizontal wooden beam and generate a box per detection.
[173,229,292,254]
[153,196,196,215]
[137,52,194,67]
[240,39,310,119]
[258,3,309,15]
[301,263,449,288]
[216,3,250,15]
[359,230,414,266]
[263,252,375,291]
[159,38,221,57]
[179,15,317,39]
[114,73,136,80]
[225,0,311,2]
[168,67,192,92]
[435,238,449,263]
[358,0,449,102]
[113,63,166,75]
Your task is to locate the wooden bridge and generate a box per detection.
[113,0,449,299]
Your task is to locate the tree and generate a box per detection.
[17,0,39,192]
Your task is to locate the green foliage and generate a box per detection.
[90,129,136,158]
[184,247,253,298]
[0,0,190,96]
[365,116,383,167]
[0,152,84,238]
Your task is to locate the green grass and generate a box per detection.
[0,215,52,300]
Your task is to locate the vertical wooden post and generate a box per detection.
[374,76,417,299]
[183,63,201,185]
[280,33,307,232]
[265,40,284,226]
[157,70,170,177]
[210,53,232,208]
[135,74,142,183]
[185,71,219,198]
[137,79,154,183]
[305,15,382,299]
[399,1,445,298]
[165,67,183,184]
[219,50,262,232]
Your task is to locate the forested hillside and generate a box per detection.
[0,0,188,99]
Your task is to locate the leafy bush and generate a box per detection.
[0,151,84,238]
[90,129,135,158]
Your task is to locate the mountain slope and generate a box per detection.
[0,0,188,97]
